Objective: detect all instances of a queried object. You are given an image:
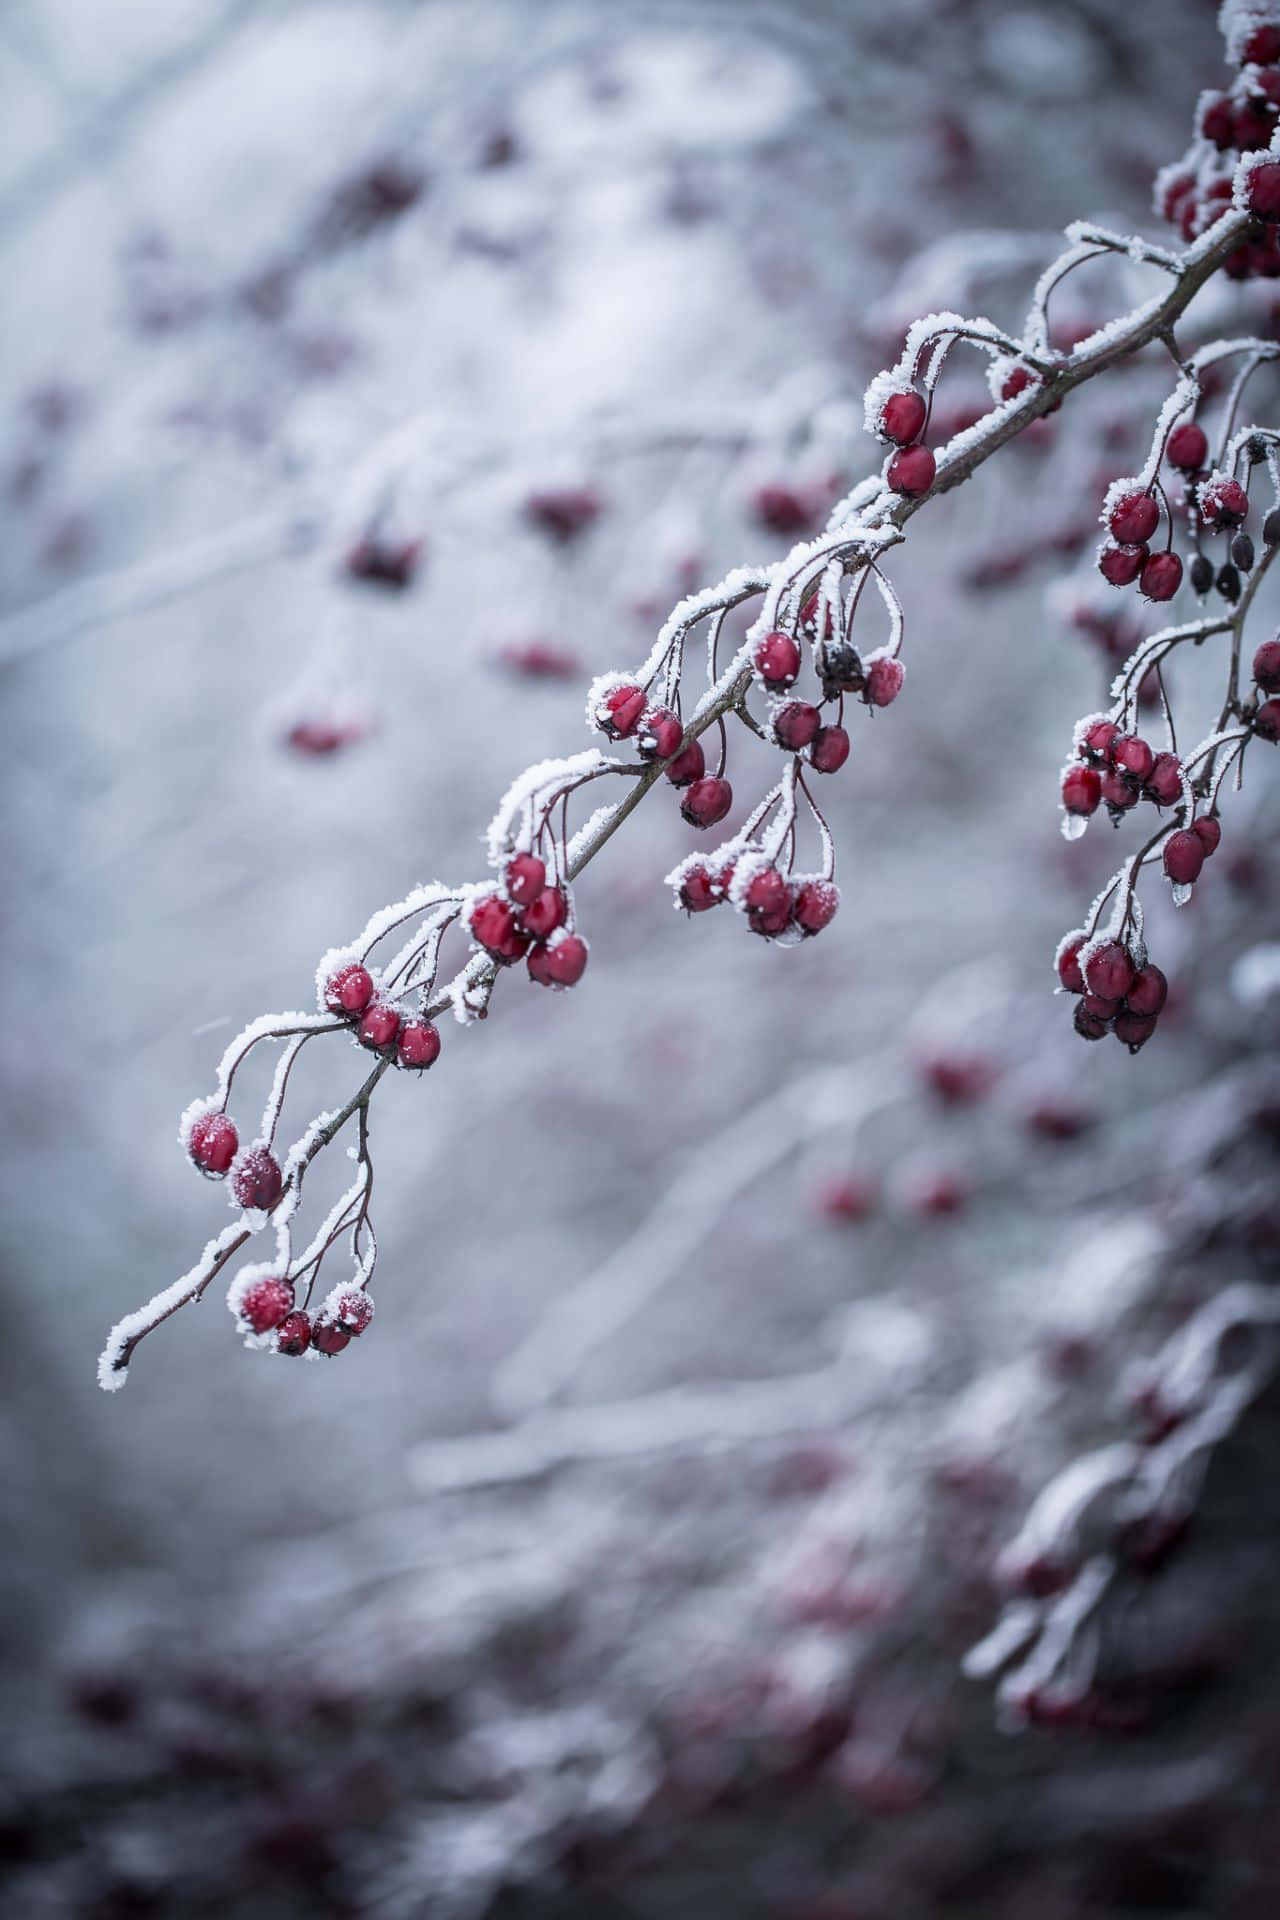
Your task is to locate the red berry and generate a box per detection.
[595,683,647,739]
[1166,423,1207,471]
[753,631,802,690]
[527,933,588,989]
[189,1111,238,1177]
[879,390,927,445]
[798,590,835,639]
[1000,364,1032,401]
[1192,815,1221,858]
[1199,91,1235,148]
[396,1019,440,1070]
[793,879,839,935]
[681,776,733,828]
[521,885,568,940]
[1083,940,1135,1002]
[470,894,532,963]
[1111,734,1154,783]
[1199,475,1249,527]
[1144,752,1182,807]
[817,1174,877,1223]
[526,486,601,543]
[753,483,814,536]
[276,1311,311,1356]
[1124,965,1168,1018]
[665,738,706,787]
[1062,766,1101,816]
[1243,25,1280,63]
[1108,491,1159,545]
[809,724,850,773]
[236,1274,294,1335]
[1098,543,1147,587]
[886,444,935,497]
[324,964,375,1017]
[1082,719,1119,763]
[1074,1002,1110,1042]
[311,1320,351,1357]
[1082,992,1120,1019]
[744,865,793,936]
[773,701,821,751]
[1057,934,1086,993]
[638,707,684,761]
[358,1000,401,1052]
[333,1289,374,1335]
[1255,697,1280,741]
[1236,100,1278,150]
[1163,830,1204,885]
[678,863,723,912]
[1100,769,1139,810]
[1114,1010,1157,1053]
[863,655,904,707]
[1254,640,1280,693]
[1140,550,1182,602]
[232,1147,284,1211]
[504,851,546,907]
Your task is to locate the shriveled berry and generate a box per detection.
[595,683,646,739]
[276,1311,311,1356]
[1108,491,1159,545]
[1111,734,1154,783]
[236,1274,294,1335]
[678,864,723,912]
[665,738,706,787]
[1084,940,1135,1002]
[1061,766,1101,816]
[232,1147,284,1212]
[681,776,733,828]
[1114,1010,1157,1053]
[527,934,588,989]
[470,894,531,963]
[396,1019,441,1070]
[332,1290,373,1336]
[1190,553,1214,596]
[1100,770,1139,810]
[753,631,802,690]
[879,390,927,445]
[886,444,935,496]
[1125,965,1168,1018]
[1217,562,1242,604]
[358,1001,401,1052]
[1144,752,1182,807]
[1232,531,1256,572]
[810,724,850,773]
[1074,1003,1110,1041]
[1199,475,1249,527]
[1140,550,1182,602]
[1241,154,1280,221]
[863,655,904,707]
[1163,830,1205,885]
[311,1321,351,1357]
[745,866,793,937]
[1082,719,1119,763]
[189,1111,238,1177]
[1255,697,1280,741]
[1166,422,1208,471]
[773,701,821,751]
[638,707,683,760]
[1254,639,1280,693]
[325,964,375,1017]
[1057,933,1086,994]
[1192,816,1222,858]
[793,879,839,935]
[1099,542,1147,587]
[505,851,546,907]
[521,886,568,940]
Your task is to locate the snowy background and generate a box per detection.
[4,1,1280,1914]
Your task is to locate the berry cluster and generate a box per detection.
[1062,718,1188,825]
[1157,15,1280,277]
[188,1112,286,1211]
[325,961,444,1065]
[874,387,937,499]
[228,1269,375,1361]
[468,856,588,990]
[1055,934,1168,1053]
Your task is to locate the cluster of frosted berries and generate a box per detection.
[873,387,936,499]
[187,1111,286,1212]
[1254,635,1280,737]
[1062,719,1193,827]
[673,851,839,941]
[1157,14,1280,277]
[324,962,444,1065]
[1056,935,1168,1053]
[229,1270,375,1361]
[1097,436,1274,608]
[468,856,588,989]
